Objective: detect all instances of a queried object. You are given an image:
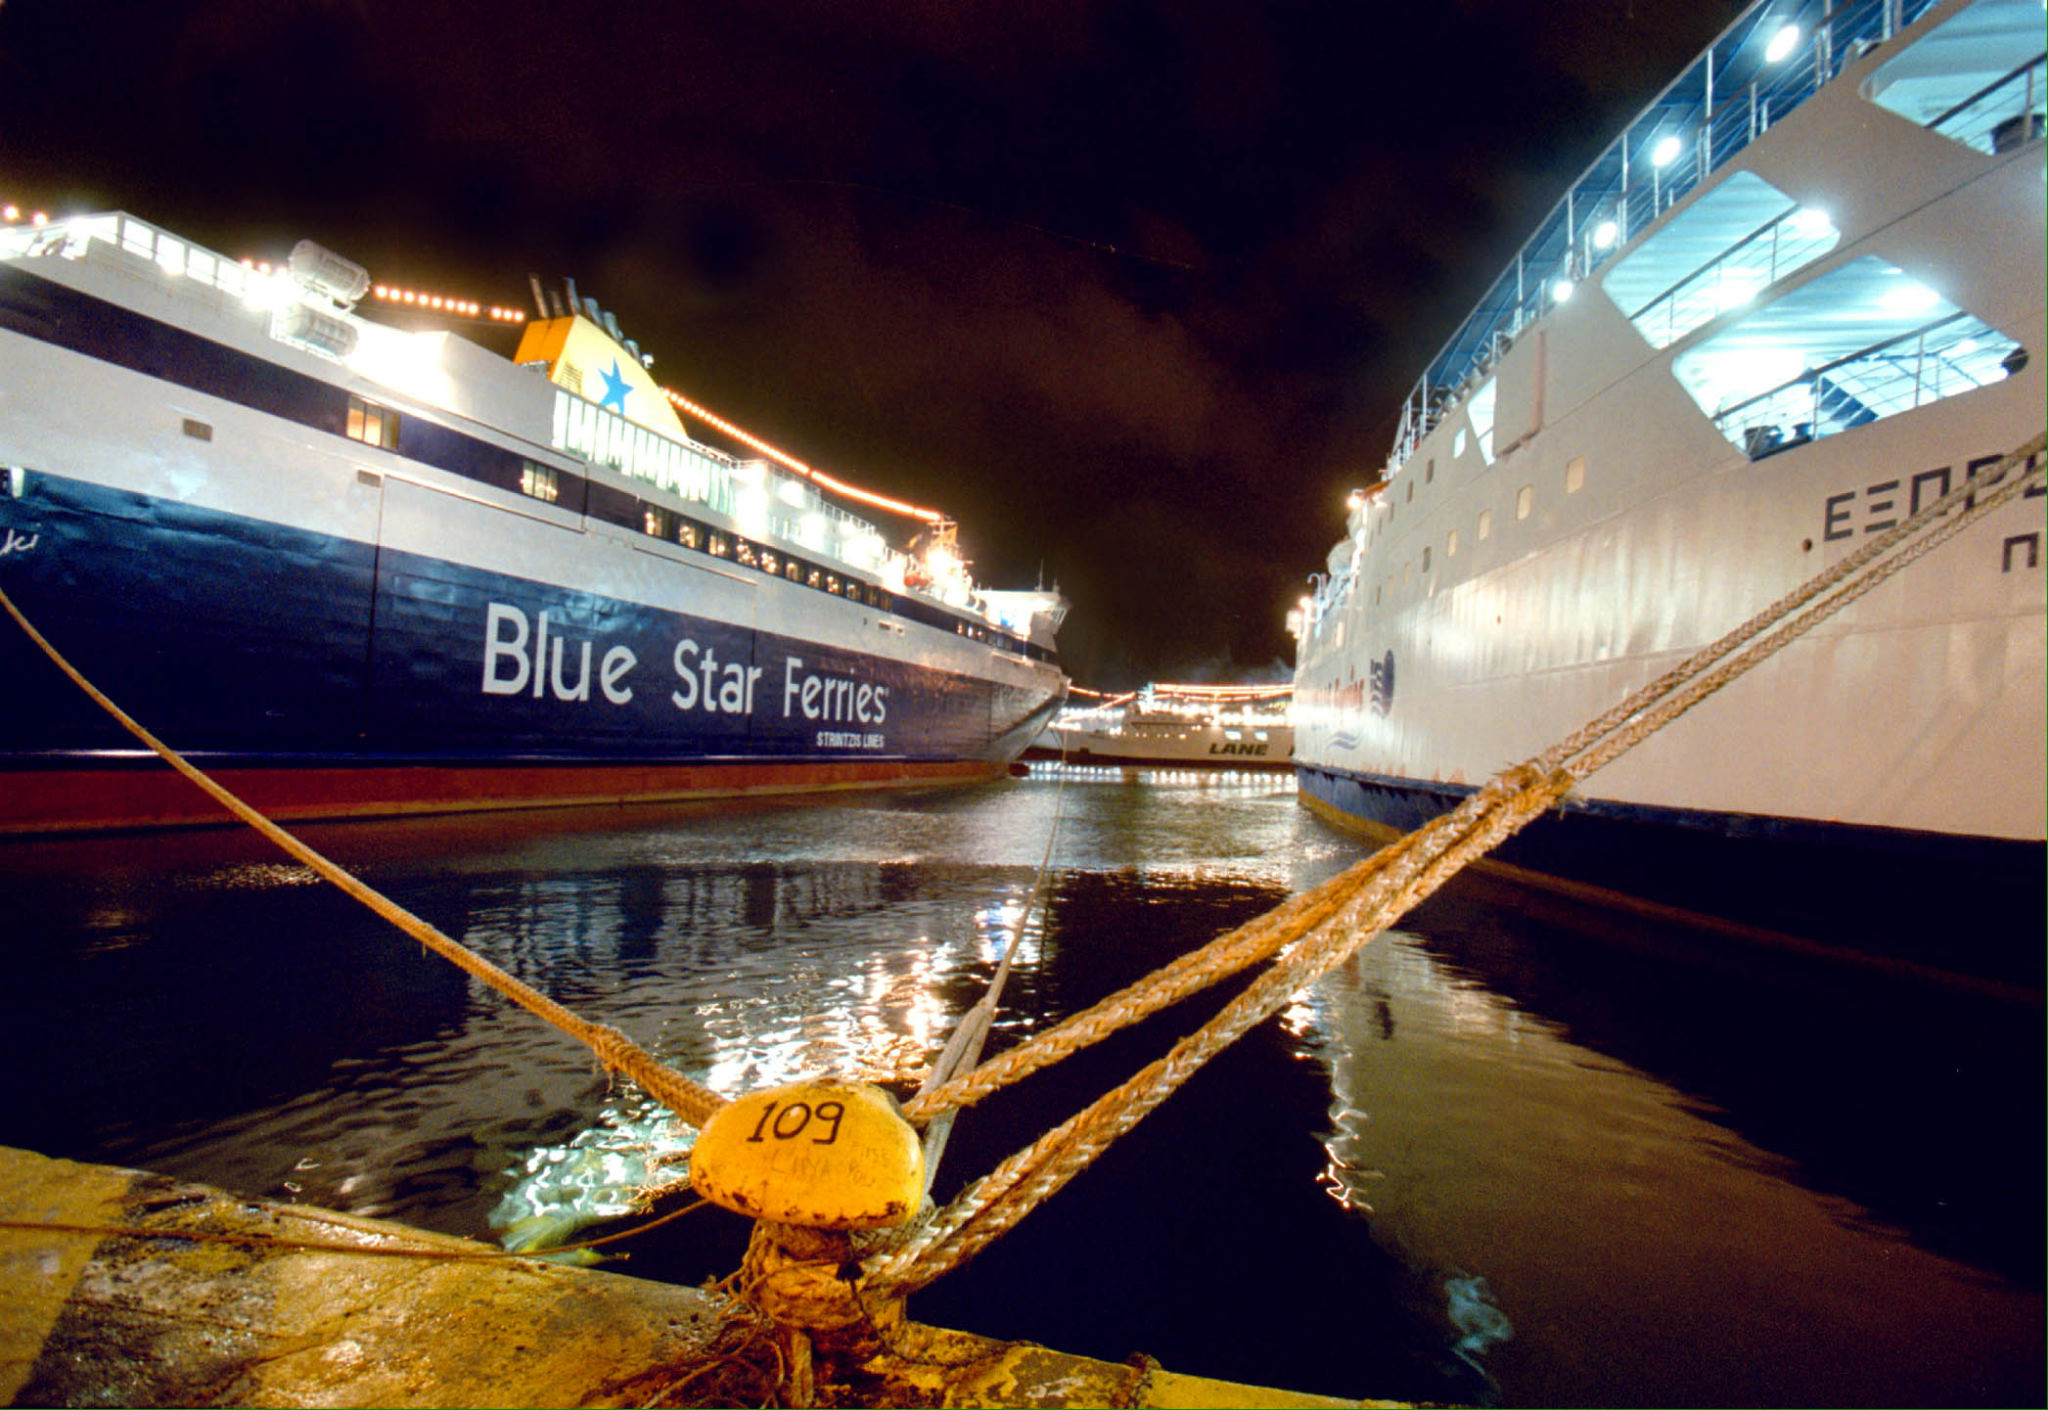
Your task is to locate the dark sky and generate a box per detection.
[0,0,1744,688]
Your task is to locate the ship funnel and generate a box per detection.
[287,240,371,307]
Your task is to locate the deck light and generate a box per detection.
[1650,135,1682,168]
[1591,219,1619,250]
[1551,278,1576,304]
[1789,206,1835,239]
[1882,280,1941,315]
[1765,24,1802,63]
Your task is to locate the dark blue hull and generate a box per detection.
[1297,761,2045,995]
[0,473,1060,831]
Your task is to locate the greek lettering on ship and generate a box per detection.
[1818,450,2045,572]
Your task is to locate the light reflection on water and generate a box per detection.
[0,771,2038,1405]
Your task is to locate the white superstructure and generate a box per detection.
[1291,0,2044,984]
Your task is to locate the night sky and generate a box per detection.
[0,0,1746,687]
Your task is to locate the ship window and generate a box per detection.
[759,548,781,575]
[1566,456,1586,493]
[807,567,824,589]
[1406,479,1415,502]
[1452,428,1467,459]
[1866,0,2047,155]
[1670,256,2025,456]
[678,519,702,551]
[1478,508,1493,540]
[519,460,559,503]
[346,395,399,449]
[181,417,213,442]
[825,573,843,595]
[785,557,806,583]
[708,531,731,558]
[1426,458,1435,483]
[1422,546,1432,572]
[1516,486,1533,520]
[1600,172,1839,350]
[735,539,759,569]
[1446,528,1459,558]
[643,505,674,539]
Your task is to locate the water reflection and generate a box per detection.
[0,775,2039,1406]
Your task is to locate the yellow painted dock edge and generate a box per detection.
[0,1146,1398,1408]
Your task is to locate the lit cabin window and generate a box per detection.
[519,460,559,503]
[1670,256,2026,458]
[678,520,702,551]
[759,548,781,575]
[1866,3,2047,155]
[1516,486,1534,520]
[1478,508,1492,540]
[1566,456,1586,493]
[785,557,806,583]
[644,505,675,539]
[708,531,731,558]
[346,395,399,449]
[735,540,759,569]
[1446,528,1459,557]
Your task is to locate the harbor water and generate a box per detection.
[1,772,2039,1405]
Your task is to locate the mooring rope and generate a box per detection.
[5,431,2038,1309]
[864,431,2045,1291]
[0,584,730,1133]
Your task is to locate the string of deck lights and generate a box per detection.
[661,386,948,525]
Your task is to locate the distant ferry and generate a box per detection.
[1027,684,1294,771]
[0,211,1067,832]
[1291,0,2044,989]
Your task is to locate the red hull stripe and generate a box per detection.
[0,759,1008,835]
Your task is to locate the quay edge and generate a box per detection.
[0,1145,1392,1410]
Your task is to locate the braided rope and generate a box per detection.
[871,433,2045,1289]
[0,584,729,1132]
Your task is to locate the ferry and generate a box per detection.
[1026,683,1294,770]
[1291,0,2045,989]
[0,212,1068,833]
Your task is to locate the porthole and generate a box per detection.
[1516,486,1534,520]
[1478,509,1492,540]
[1446,528,1459,558]
[1566,456,1586,494]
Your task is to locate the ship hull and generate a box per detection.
[1,474,1057,832]
[1297,761,2046,993]
[1292,0,2046,992]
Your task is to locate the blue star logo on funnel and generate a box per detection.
[597,359,633,413]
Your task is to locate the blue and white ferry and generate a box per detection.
[0,213,1067,831]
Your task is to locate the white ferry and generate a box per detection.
[1028,683,1294,770]
[1292,0,2044,989]
[0,211,1067,832]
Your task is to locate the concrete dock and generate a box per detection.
[0,1146,1387,1408]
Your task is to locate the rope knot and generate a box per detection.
[740,1220,909,1347]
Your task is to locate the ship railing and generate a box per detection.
[1388,0,1946,472]
[559,392,913,581]
[1709,310,2006,455]
[1626,204,1841,352]
[0,211,269,312]
[1929,51,2047,153]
